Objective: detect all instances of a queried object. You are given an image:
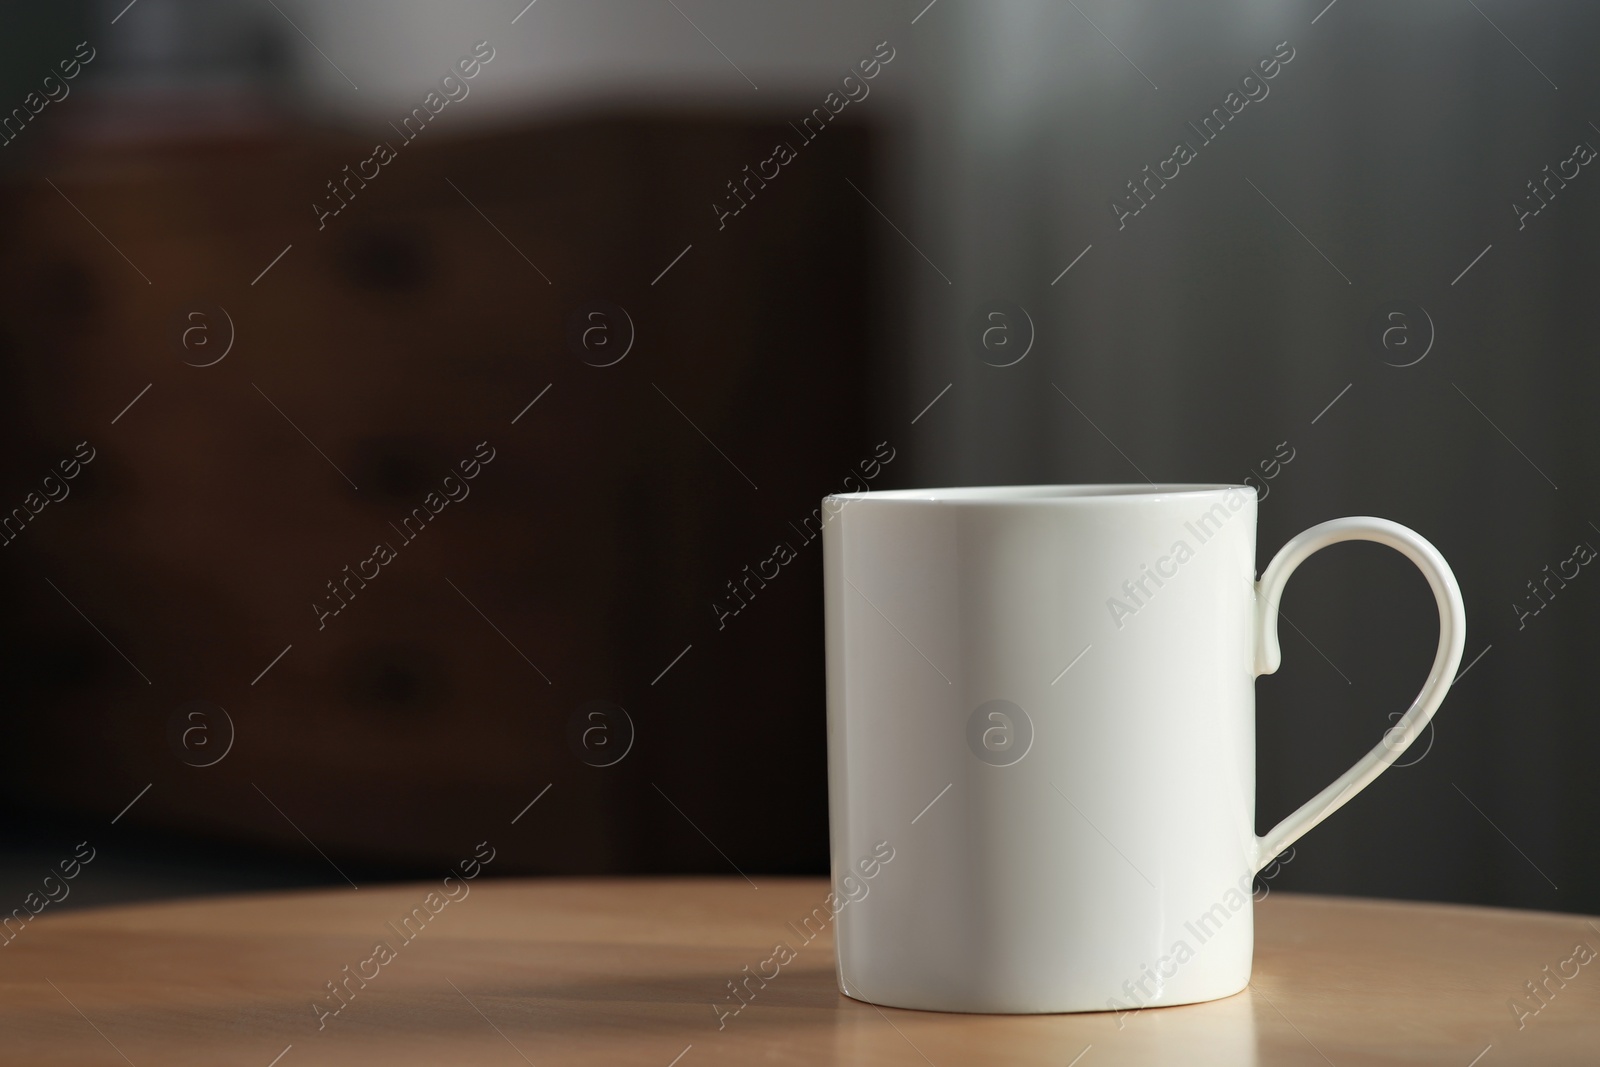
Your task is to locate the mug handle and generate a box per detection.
[1251,517,1466,874]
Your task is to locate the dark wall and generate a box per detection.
[901,0,1600,916]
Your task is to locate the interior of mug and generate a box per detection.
[827,483,1250,502]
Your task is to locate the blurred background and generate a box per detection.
[0,0,1595,918]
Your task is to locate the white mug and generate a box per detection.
[822,484,1464,1013]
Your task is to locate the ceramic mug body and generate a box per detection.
[821,484,1464,1014]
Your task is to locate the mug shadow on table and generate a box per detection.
[438,967,1263,1063]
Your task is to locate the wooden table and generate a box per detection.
[3,878,1597,1065]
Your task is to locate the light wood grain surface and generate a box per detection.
[2,878,1597,1065]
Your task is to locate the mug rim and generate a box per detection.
[825,483,1255,503]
